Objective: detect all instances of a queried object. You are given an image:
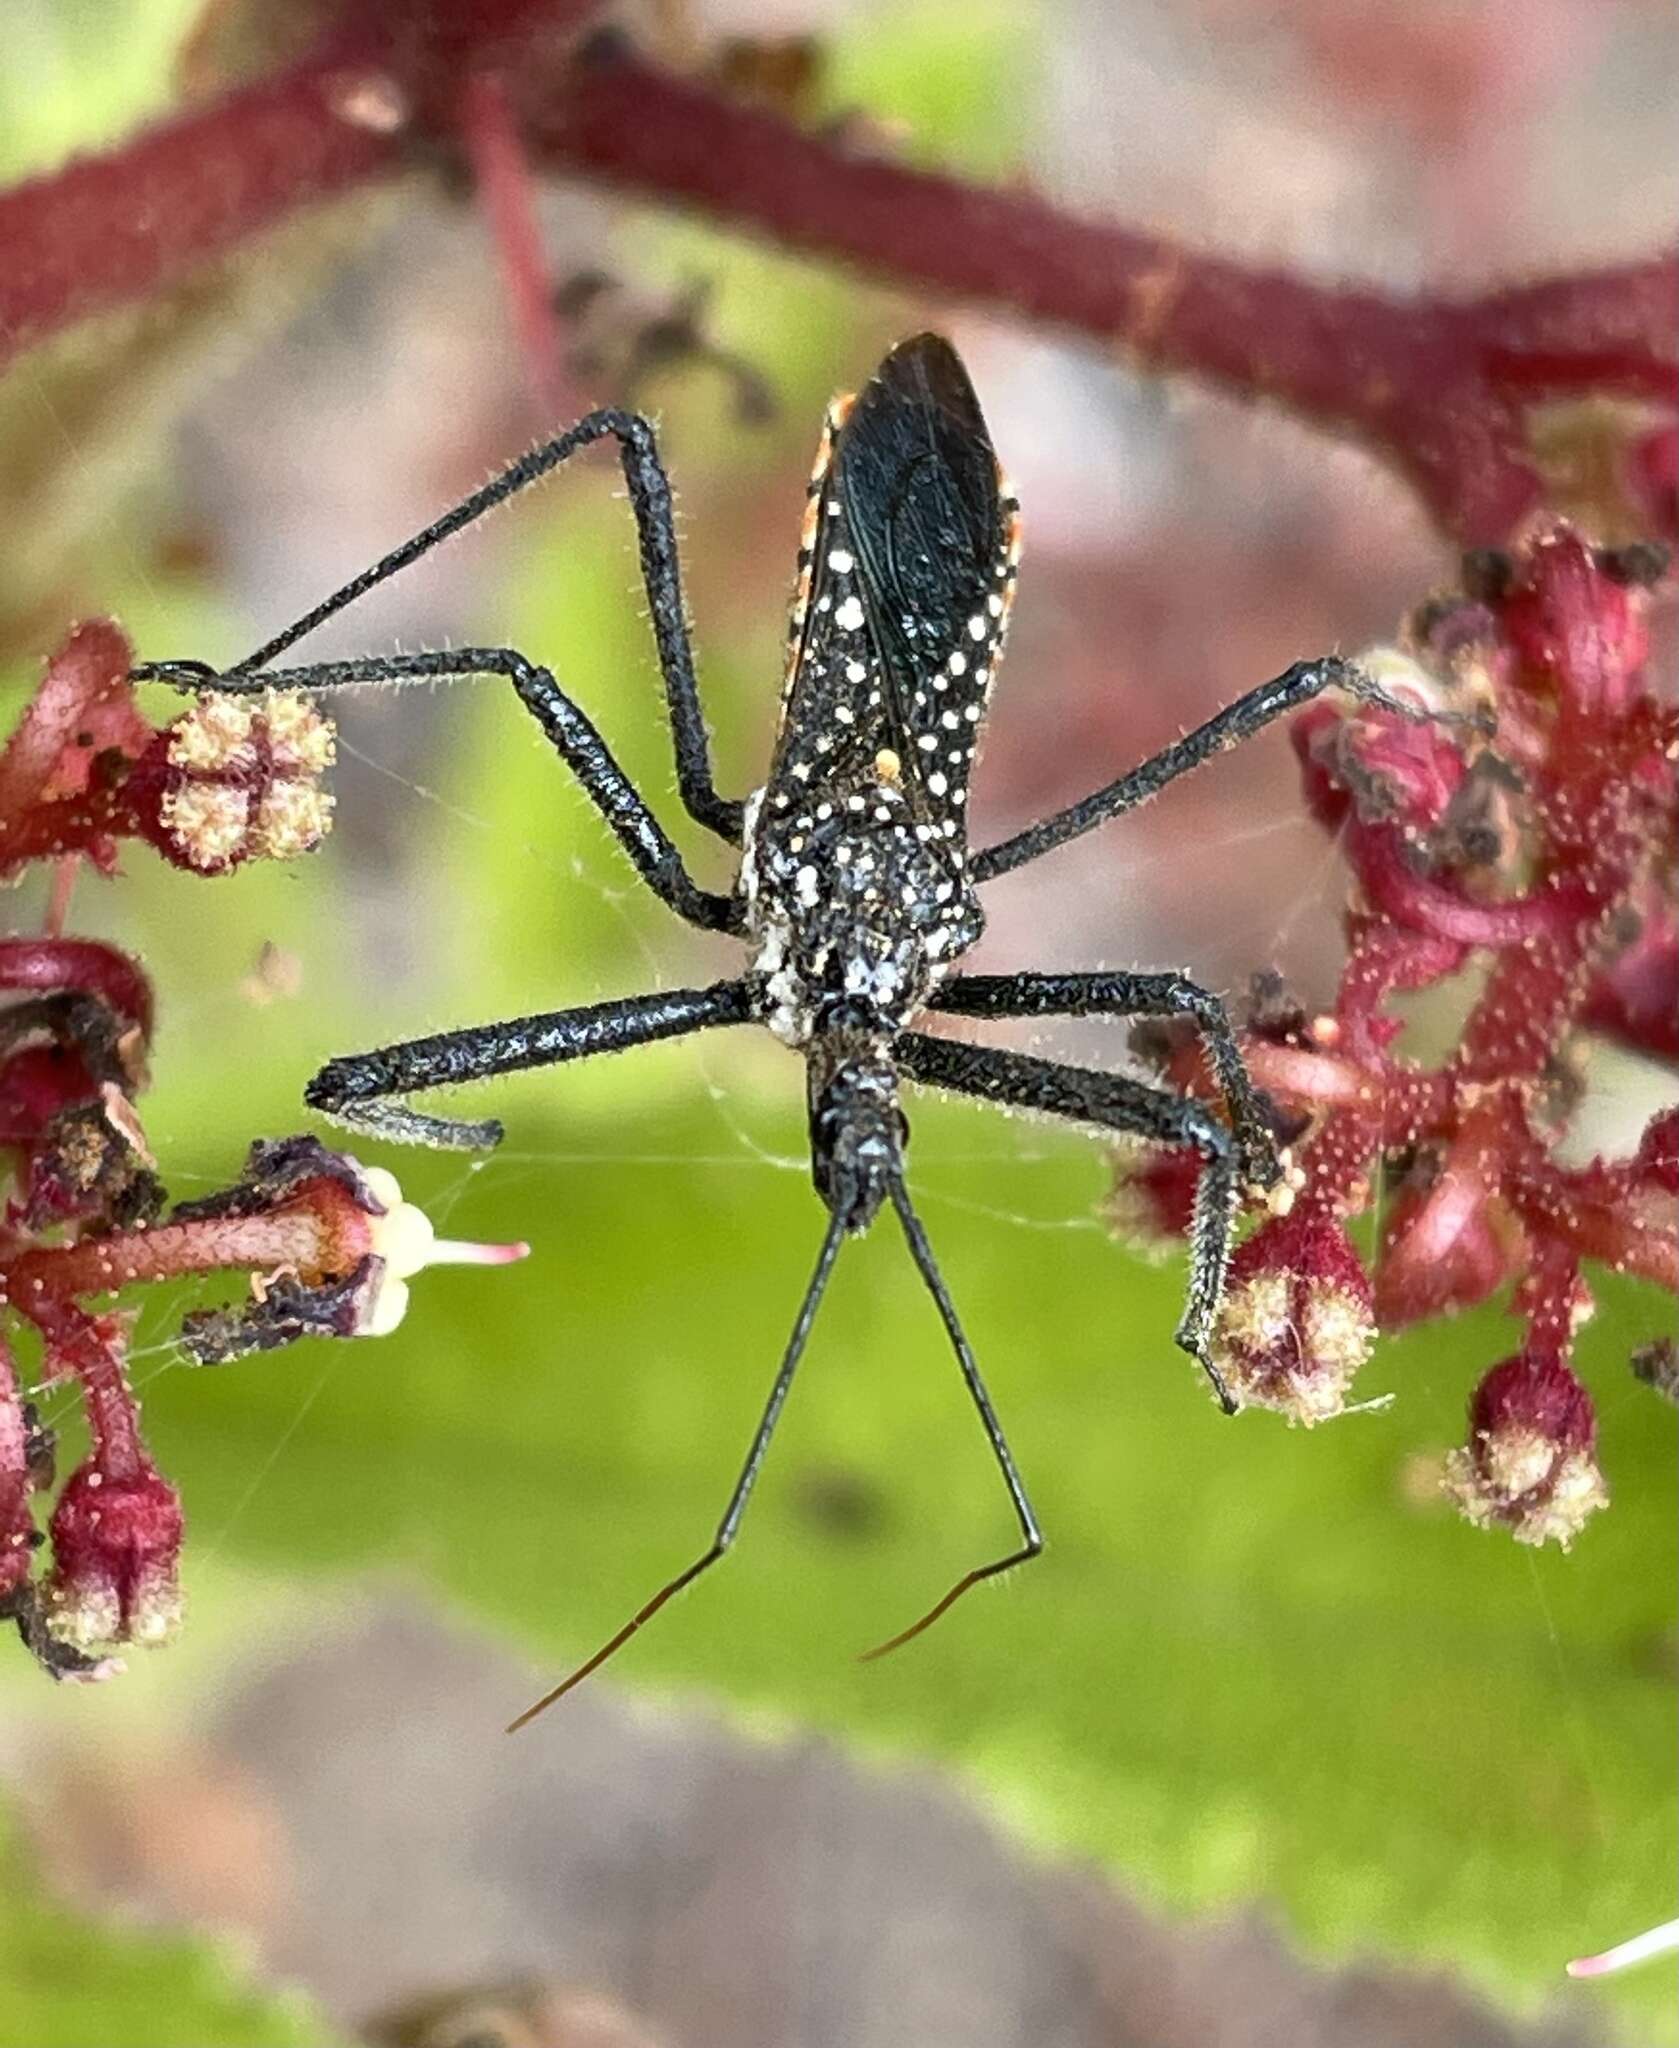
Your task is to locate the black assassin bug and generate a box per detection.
[135,334,1409,1728]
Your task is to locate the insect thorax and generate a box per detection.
[741,783,983,1049]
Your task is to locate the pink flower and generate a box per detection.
[1442,1353,1608,1547]
[1209,1212,1376,1423]
[43,1457,184,1653]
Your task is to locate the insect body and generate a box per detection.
[135,336,1396,1725]
[743,343,1012,1227]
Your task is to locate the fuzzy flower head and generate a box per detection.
[1443,1353,1609,1547]
[43,1456,184,1654]
[136,690,337,874]
[1209,1211,1376,1424]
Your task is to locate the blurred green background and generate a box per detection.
[2,4,1675,2045]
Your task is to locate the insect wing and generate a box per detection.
[837,336,1015,828]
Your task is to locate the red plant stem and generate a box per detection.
[2,1207,346,1308]
[45,857,81,939]
[0,19,1671,543]
[28,1305,144,1481]
[458,70,570,423]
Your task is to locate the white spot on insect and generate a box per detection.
[772,791,790,809]
[967,615,986,642]
[836,844,852,863]
[867,691,882,708]
[844,662,866,685]
[917,734,938,752]
[794,865,819,905]
[816,802,834,820]
[828,548,855,574]
[835,704,855,724]
[932,675,948,692]
[987,593,1004,617]
[927,772,948,797]
[875,747,901,782]
[790,762,810,780]
[816,594,832,613]
[941,820,958,837]
[948,652,967,677]
[835,595,865,632]
[948,747,964,765]
[935,881,954,902]
[847,795,866,813]
[952,787,968,804]
[873,805,892,822]
[789,835,806,853]
[963,704,980,722]
[816,735,832,753]
[940,710,959,730]
[827,499,841,514]
[915,824,934,843]
[975,668,990,687]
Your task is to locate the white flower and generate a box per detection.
[356,1164,527,1337]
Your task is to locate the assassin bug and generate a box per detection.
[135,335,1408,1727]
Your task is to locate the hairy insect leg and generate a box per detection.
[507,1207,848,1731]
[972,655,1426,882]
[930,969,1281,1189]
[133,648,738,932]
[308,980,756,1150]
[141,407,740,840]
[897,1033,1241,1410]
[858,1179,1042,1664]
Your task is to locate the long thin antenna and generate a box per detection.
[859,1181,1042,1663]
[507,1204,848,1732]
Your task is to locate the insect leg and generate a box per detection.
[929,970,1279,1189]
[146,409,740,841]
[308,978,756,1149]
[972,656,1421,883]
[897,1033,1242,1409]
[136,649,738,932]
[507,1205,849,1730]
[857,1178,1042,1664]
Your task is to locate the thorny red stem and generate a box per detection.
[0,10,1670,543]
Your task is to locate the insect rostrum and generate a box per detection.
[133,334,1405,1725]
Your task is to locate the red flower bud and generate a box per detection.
[1374,1164,1521,1327]
[1499,527,1648,720]
[43,1457,184,1652]
[1292,655,1467,844]
[1104,1139,1199,1256]
[1210,1211,1376,1423]
[1443,1354,1608,1547]
[1634,1107,1678,1196]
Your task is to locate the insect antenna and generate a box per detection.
[859,1181,1043,1664]
[506,1204,849,1732]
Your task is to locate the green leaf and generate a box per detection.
[109,1085,1678,2047]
